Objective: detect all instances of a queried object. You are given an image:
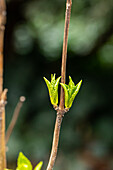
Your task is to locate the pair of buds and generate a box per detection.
[44,74,82,110]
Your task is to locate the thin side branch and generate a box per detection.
[46,1,72,170]
[0,0,6,169]
[5,96,26,144]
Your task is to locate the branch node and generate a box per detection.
[0,88,8,106]
[20,96,26,103]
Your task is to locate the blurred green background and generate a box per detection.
[4,0,113,169]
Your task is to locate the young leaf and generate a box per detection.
[61,76,82,108]
[34,161,43,170]
[16,152,32,170]
[44,74,61,106]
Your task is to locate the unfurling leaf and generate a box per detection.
[34,161,43,170]
[44,74,61,106]
[6,152,43,170]
[16,152,32,170]
[61,76,82,108]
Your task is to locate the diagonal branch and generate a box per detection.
[46,1,72,170]
[6,96,26,144]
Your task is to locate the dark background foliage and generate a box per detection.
[5,0,113,169]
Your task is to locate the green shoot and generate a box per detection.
[60,76,82,109]
[44,74,61,107]
[5,152,43,170]
[16,152,32,170]
[34,162,43,170]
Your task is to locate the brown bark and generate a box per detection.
[46,112,63,170]
[46,0,72,170]
[6,96,26,144]
[0,89,7,170]
[59,0,72,111]
[0,0,6,169]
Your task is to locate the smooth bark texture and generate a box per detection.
[46,113,63,170]
[59,0,72,111]
[6,96,26,144]
[0,89,7,170]
[46,0,72,170]
[0,0,6,169]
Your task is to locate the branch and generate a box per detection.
[0,0,6,94]
[59,0,72,111]
[0,0,6,169]
[46,1,72,170]
[5,96,26,144]
[0,89,8,170]
[46,113,63,170]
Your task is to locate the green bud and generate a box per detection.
[44,74,61,106]
[61,76,82,108]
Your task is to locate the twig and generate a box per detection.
[0,0,6,93]
[0,89,8,170]
[59,0,72,111]
[46,112,63,170]
[46,0,72,170]
[5,96,26,144]
[0,0,7,169]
